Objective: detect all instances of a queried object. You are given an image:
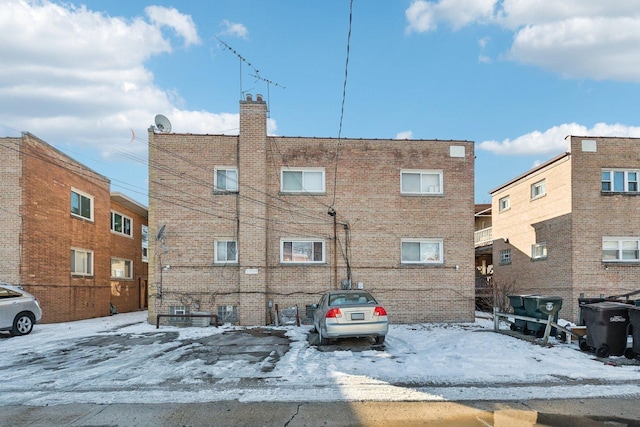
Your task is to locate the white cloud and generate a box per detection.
[405,0,497,33]
[395,130,414,139]
[220,20,249,39]
[478,122,640,156]
[405,0,640,82]
[145,6,201,47]
[0,0,235,158]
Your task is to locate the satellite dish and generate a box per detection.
[156,224,166,241]
[154,115,172,133]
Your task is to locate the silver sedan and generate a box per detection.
[312,290,388,345]
[0,283,43,336]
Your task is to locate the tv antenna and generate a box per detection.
[154,115,172,133]
[214,36,284,110]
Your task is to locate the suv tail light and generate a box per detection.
[373,306,387,316]
[325,308,342,318]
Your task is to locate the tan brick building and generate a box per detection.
[148,95,475,326]
[0,133,147,323]
[490,136,640,323]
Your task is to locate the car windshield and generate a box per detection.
[328,292,376,306]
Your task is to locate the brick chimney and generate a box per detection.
[237,94,268,325]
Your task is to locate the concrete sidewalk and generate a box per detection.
[2,399,640,426]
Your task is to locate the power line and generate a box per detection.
[332,0,354,208]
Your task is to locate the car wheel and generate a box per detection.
[11,312,35,336]
[318,329,328,346]
[624,348,636,360]
[374,336,385,345]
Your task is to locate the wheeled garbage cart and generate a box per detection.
[523,295,563,338]
[580,301,630,358]
[625,306,640,359]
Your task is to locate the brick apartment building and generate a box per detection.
[0,133,147,323]
[110,193,150,313]
[490,136,640,323]
[148,94,475,326]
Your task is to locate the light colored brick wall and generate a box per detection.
[492,136,640,323]
[0,138,22,285]
[491,154,574,318]
[19,133,112,323]
[149,97,476,325]
[109,199,148,313]
[570,136,640,319]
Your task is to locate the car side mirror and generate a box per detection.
[311,304,318,309]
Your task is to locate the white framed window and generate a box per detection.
[141,225,149,263]
[215,240,238,263]
[531,243,547,260]
[499,249,511,265]
[603,238,640,262]
[111,211,132,237]
[498,196,510,212]
[111,258,133,279]
[602,170,639,193]
[214,167,238,192]
[281,239,325,263]
[401,239,443,264]
[531,180,546,200]
[71,248,93,276]
[71,188,93,221]
[401,170,443,195]
[281,168,325,193]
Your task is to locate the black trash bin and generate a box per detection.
[580,301,630,358]
[508,294,532,332]
[626,306,640,359]
[523,295,563,338]
[578,297,606,326]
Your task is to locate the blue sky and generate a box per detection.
[3,0,640,206]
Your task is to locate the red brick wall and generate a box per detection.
[19,134,112,323]
[109,199,148,313]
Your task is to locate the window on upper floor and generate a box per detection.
[71,189,93,221]
[401,239,443,264]
[531,180,546,200]
[111,258,133,279]
[71,248,93,276]
[281,168,325,193]
[400,170,443,195]
[215,240,238,263]
[601,170,639,193]
[141,225,149,263]
[214,167,238,192]
[499,249,511,265]
[499,196,510,212]
[281,239,325,263]
[531,243,547,260]
[111,211,132,237]
[602,237,640,262]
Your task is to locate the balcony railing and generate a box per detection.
[474,227,492,247]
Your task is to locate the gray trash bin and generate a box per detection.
[580,301,630,358]
[626,306,640,359]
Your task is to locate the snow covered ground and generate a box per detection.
[1,311,639,406]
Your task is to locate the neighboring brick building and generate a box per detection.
[0,133,147,323]
[110,193,149,313]
[490,136,640,323]
[148,94,475,326]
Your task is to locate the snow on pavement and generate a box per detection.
[1,311,639,405]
